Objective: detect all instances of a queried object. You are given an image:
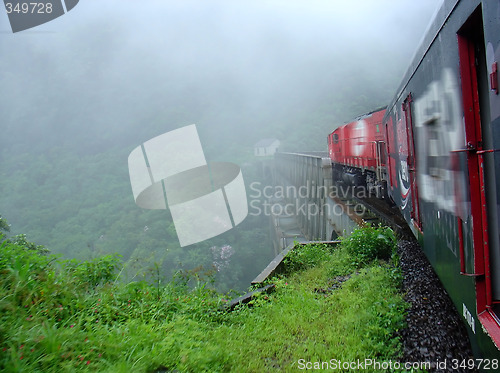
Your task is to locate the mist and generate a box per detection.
[0,0,441,290]
[1,0,440,151]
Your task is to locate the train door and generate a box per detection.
[384,119,396,190]
[458,6,500,344]
[402,94,422,231]
[375,141,385,179]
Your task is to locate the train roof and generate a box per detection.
[332,106,386,134]
[387,0,456,112]
[353,106,387,121]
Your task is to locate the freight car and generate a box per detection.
[329,0,500,361]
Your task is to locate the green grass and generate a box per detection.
[0,226,408,372]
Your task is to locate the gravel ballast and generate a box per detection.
[396,239,477,372]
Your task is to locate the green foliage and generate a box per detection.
[221,242,407,372]
[0,215,9,234]
[326,244,358,277]
[0,149,274,293]
[323,265,407,358]
[0,226,407,372]
[63,255,122,289]
[341,225,397,267]
[8,233,49,254]
[283,226,398,278]
[0,239,227,372]
[0,216,48,254]
[283,242,332,273]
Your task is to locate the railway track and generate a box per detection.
[329,185,414,239]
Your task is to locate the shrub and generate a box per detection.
[63,254,122,289]
[341,225,397,267]
[283,242,332,273]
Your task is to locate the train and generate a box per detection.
[328,0,500,362]
[328,108,388,198]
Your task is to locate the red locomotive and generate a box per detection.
[328,108,387,198]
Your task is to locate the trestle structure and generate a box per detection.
[270,152,360,253]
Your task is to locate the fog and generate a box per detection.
[0,0,441,290]
[0,0,441,152]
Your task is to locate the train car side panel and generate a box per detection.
[384,0,500,359]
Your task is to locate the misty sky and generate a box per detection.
[0,0,443,259]
[0,0,442,155]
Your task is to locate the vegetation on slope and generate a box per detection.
[0,218,406,372]
[0,149,273,293]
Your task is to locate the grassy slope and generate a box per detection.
[0,227,407,372]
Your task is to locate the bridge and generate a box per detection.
[265,152,369,255]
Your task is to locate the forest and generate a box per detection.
[0,1,439,292]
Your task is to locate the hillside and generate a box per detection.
[0,1,439,293]
[0,221,407,372]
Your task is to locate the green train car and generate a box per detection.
[384,0,500,362]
